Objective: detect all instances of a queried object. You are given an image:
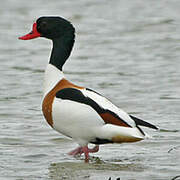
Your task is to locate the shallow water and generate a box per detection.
[0,0,180,179]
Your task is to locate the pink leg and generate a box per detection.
[82,146,89,163]
[88,145,99,153]
[68,145,100,162]
[68,146,83,156]
[82,145,99,163]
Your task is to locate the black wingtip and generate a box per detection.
[130,115,158,130]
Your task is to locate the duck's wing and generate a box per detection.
[83,88,158,130]
[55,87,136,128]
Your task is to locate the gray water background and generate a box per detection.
[0,0,180,179]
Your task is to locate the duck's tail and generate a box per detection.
[130,115,158,137]
[130,115,158,130]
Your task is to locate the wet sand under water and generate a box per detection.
[49,160,145,180]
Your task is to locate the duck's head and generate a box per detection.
[19,16,75,40]
[19,16,76,71]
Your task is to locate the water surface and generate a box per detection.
[0,0,180,179]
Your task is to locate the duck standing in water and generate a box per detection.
[19,16,158,162]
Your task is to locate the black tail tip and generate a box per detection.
[130,115,158,130]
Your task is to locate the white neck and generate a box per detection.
[43,64,64,96]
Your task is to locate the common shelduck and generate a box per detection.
[19,16,158,162]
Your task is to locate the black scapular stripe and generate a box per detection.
[130,115,158,130]
[56,88,105,113]
[56,88,131,127]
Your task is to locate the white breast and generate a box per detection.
[43,64,64,96]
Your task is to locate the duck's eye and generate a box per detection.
[37,21,47,31]
[40,21,47,28]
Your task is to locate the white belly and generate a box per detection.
[52,98,105,146]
